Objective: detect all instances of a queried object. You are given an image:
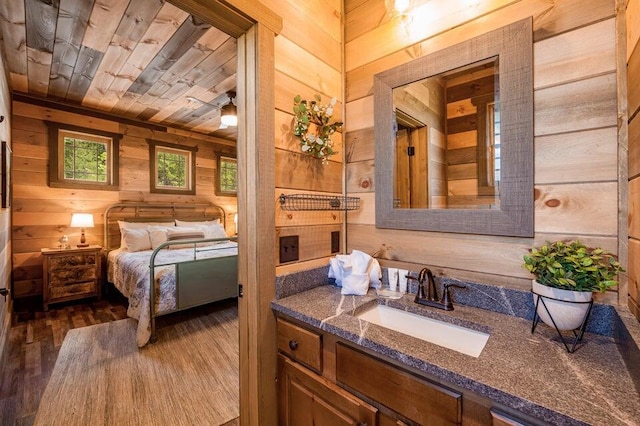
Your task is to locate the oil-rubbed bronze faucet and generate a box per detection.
[409,268,466,311]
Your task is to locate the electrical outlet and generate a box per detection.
[331,231,340,254]
[279,235,299,263]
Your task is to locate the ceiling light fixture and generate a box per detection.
[220,91,238,127]
[385,0,413,16]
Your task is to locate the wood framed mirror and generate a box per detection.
[374,18,533,237]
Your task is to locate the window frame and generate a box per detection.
[148,140,197,195]
[215,152,238,197]
[47,122,121,191]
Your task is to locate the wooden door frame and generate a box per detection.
[169,1,282,424]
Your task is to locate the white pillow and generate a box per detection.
[121,228,152,252]
[147,226,174,249]
[175,219,221,227]
[200,224,228,240]
[166,228,206,249]
[117,221,173,249]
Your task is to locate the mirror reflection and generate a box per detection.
[392,57,500,210]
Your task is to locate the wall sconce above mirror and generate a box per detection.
[374,18,533,237]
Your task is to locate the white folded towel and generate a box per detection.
[341,272,369,296]
[328,254,351,286]
[329,250,381,294]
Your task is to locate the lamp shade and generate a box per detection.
[220,103,237,126]
[70,213,94,228]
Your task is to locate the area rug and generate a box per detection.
[34,303,239,426]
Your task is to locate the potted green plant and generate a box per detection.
[522,240,624,330]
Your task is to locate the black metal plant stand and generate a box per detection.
[530,290,594,353]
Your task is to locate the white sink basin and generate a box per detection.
[356,304,490,357]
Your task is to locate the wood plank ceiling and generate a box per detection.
[0,0,237,140]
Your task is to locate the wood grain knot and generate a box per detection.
[545,199,561,208]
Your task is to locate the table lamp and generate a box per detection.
[70,213,94,247]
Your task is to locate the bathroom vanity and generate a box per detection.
[272,285,640,426]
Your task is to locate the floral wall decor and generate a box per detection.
[293,94,343,162]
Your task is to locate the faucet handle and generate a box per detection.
[441,283,466,310]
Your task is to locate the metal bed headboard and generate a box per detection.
[104,203,227,251]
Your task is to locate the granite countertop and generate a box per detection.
[271,285,640,426]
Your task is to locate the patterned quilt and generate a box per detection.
[107,242,238,347]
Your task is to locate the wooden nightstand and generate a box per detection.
[41,245,102,311]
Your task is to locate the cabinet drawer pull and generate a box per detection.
[357,423,368,426]
[288,340,298,351]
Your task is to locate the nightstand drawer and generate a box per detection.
[49,267,97,285]
[49,281,97,299]
[48,253,97,269]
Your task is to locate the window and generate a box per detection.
[216,153,237,196]
[149,140,197,195]
[47,122,120,190]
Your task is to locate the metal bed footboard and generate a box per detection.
[148,237,238,342]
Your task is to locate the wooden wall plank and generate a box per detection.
[14,101,120,133]
[535,127,618,184]
[345,127,374,163]
[629,238,640,315]
[261,0,342,71]
[346,160,375,193]
[630,114,640,179]
[535,182,618,235]
[627,0,640,60]
[534,18,616,90]
[532,0,614,41]
[274,71,343,122]
[630,177,640,239]
[275,149,342,193]
[534,73,617,136]
[274,36,342,100]
[345,96,373,132]
[628,41,640,118]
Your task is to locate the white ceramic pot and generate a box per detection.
[532,280,592,331]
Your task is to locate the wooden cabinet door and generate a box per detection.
[278,355,377,426]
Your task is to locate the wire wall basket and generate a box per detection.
[279,194,360,211]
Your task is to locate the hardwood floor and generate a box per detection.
[0,295,241,426]
[0,297,129,425]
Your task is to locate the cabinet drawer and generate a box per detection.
[49,281,97,300]
[48,253,97,269]
[336,343,462,425]
[49,267,97,285]
[277,318,322,373]
[279,354,377,426]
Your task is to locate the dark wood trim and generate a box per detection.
[148,139,197,195]
[45,121,121,191]
[14,93,168,132]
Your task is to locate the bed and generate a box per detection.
[104,203,238,347]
